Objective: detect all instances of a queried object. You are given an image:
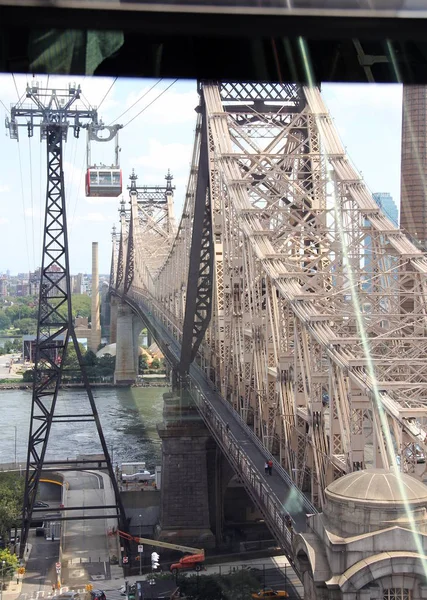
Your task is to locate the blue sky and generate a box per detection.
[0,76,402,276]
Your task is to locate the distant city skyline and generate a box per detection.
[0,78,403,274]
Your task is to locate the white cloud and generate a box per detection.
[85,196,121,206]
[132,140,193,173]
[24,207,41,218]
[79,212,108,222]
[0,217,9,225]
[123,85,198,126]
[322,83,402,111]
[0,185,10,193]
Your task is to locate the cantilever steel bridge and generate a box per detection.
[110,81,427,511]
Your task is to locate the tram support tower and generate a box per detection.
[6,82,127,558]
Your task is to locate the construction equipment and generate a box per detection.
[117,530,205,574]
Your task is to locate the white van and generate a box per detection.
[122,470,154,482]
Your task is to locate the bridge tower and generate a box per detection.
[6,82,127,557]
[113,169,177,384]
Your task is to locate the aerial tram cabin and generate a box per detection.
[85,123,123,198]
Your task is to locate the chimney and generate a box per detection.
[90,242,101,351]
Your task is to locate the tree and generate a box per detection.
[138,355,148,373]
[14,318,37,334]
[0,473,24,543]
[22,369,34,382]
[151,358,161,369]
[0,549,18,580]
[83,350,98,367]
[0,313,11,331]
[57,295,92,321]
[62,342,87,379]
[97,354,115,377]
[177,571,261,600]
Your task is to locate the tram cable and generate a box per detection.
[0,98,10,114]
[69,151,88,241]
[12,74,32,271]
[12,73,20,102]
[108,78,163,126]
[28,137,36,270]
[16,143,32,272]
[98,77,117,110]
[122,79,178,129]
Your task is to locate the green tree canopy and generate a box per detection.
[0,313,11,330]
[14,318,37,335]
[0,549,19,578]
[177,571,261,600]
[52,294,92,322]
[0,473,24,542]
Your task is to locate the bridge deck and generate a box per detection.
[122,293,317,567]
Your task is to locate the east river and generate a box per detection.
[0,386,169,469]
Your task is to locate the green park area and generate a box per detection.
[0,295,164,383]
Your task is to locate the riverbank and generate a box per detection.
[0,381,169,390]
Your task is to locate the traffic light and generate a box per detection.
[151,552,160,570]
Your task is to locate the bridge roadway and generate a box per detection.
[119,292,317,570]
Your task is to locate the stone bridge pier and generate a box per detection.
[114,302,143,385]
[109,295,118,345]
[156,392,233,549]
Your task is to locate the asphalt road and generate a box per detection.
[62,471,111,587]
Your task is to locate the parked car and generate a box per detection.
[122,471,154,482]
[89,590,106,600]
[252,589,289,599]
[34,501,49,508]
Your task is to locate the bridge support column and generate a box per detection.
[156,392,215,548]
[110,296,118,345]
[114,303,142,385]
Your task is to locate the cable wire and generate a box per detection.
[122,80,178,129]
[16,143,31,272]
[98,77,117,110]
[28,137,36,270]
[12,73,21,103]
[0,98,10,115]
[109,79,163,126]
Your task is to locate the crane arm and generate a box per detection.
[117,530,204,558]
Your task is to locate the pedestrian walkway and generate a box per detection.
[134,299,316,533]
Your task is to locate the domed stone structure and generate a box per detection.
[293,469,427,600]
[323,468,427,536]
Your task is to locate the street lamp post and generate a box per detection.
[1,560,6,600]
[139,515,142,576]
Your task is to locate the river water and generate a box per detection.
[0,386,169,469]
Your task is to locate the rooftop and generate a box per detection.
[326,469,427,505]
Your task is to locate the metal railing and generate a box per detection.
[118,290,315,575]
[185,379,301,575]
[195,371,317,518]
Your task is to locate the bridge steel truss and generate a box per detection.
[112,81,427,509]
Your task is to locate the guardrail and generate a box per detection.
[196,371,317,518]
[119,289,316,576]
[186,379,300,576]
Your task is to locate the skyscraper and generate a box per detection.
[372,192,398,227]
[364,192,399,292]
[401,86,427,244]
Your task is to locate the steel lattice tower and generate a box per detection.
[6,82,127,558]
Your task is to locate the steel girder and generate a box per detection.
[178,103,214,380]
[116,82,427,507]
[20,125,127,557]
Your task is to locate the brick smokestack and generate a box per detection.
[90,242,101,352]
